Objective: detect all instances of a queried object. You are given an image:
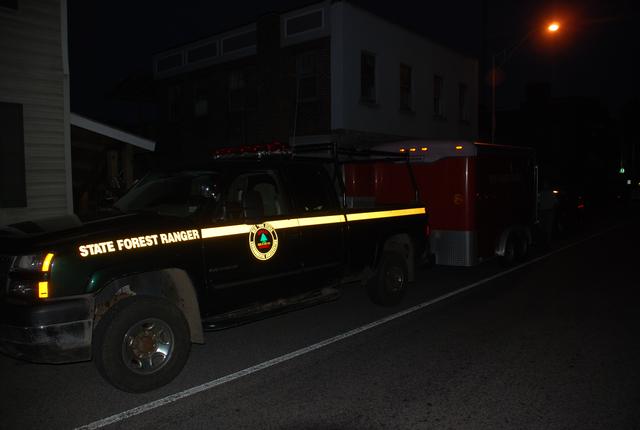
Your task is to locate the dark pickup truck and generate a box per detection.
[0,156,427,392]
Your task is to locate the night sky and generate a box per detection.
[68,0,639,126]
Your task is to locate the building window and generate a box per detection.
[361,52,376,103]
[286,9,323,37]
[167,84,181,122]
[0,0,18,10]
[0,102,26,208]
[400,64,412,111]
[156,53,183,73]
[459,83,469,122]
[222,30,256,55]
[296,51,319,102]
[193,81,209,118]
[433,75,444,118]
[187,41,218,63]
[228,70,246,112]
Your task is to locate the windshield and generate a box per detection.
[114,171,221,217]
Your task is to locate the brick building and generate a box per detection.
[152,1,478,156]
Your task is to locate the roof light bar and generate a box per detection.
[214,141,288,157]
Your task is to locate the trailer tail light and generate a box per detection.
[409,147,417,152]
[399,148,406,153]
[421,147,428,152]
[455,145,463,150]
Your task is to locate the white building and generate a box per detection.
[152,0,478,151]
[328,1,478,144]
[0,0,72,224]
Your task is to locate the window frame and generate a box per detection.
[399,63,413,112]
[285,8,324,38]
[221,30,257,55]
[458,83,469,123]
[283,164,339,215]
[295,50,320,103]
[360,51,377,105]
[433,74,445,119]
[0,101,27,208]
[0,0,19,12]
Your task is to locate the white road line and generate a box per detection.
[76,226,617,430]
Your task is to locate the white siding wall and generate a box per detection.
[330,2,478,140]
[0,0,71,224]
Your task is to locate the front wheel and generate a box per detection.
[93,296,191,393]
[367,252,409,306]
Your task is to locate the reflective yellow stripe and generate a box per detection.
[38,281,49,298]
[201,224,252,239]
[200,208,424,239]
[41,253,54,272]
[297,214,346,227]
[269,219,299,229]
[345,207,426,222]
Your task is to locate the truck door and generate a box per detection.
[202,168,302,314]
[283,164,345,291]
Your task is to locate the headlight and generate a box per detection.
[7,280,38,298]
[6,253,54,299]
[12,253,54,272]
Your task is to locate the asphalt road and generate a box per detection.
[1,211,639,429]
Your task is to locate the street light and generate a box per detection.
[491,21,561,144]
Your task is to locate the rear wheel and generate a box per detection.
[515,232,529,261]
[93,296,191,393]
[367,252,408,306]
[500,235,517,267]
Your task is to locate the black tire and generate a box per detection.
[367,251,408,306]
[93,296,191,393]
[500,235,517,267]
[515,233,529,262]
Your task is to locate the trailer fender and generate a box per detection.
[495,226,532,257]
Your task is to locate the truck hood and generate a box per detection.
[0,211,193,254]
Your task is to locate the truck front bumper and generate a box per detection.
[0,296,93,363]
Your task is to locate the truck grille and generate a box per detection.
[0,255,13,298]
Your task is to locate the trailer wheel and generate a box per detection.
[500,235,517,267]
[515,233,529,261]
[93,296,191,393]
[367,252,408,306]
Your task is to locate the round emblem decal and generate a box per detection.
[248,223,279,261]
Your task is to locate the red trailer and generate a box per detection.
[343,141,538,266]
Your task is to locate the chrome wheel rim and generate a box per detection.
[122,318,174,374]
[385,265,405,293]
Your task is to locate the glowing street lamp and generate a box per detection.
[491,20,561,144]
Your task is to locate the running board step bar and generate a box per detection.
[202,287,340,331]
